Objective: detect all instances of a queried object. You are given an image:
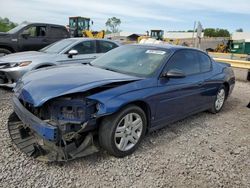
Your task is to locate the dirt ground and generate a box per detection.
[0,81,249,188]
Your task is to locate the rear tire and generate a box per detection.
[210,85,226,114]
[0,48,11,56]
[99,105,147,157]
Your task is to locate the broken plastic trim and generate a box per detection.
[8,112,99,162]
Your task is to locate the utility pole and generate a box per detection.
[192,21,196,47]
[195,21,203,49]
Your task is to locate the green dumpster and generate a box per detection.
[230,40,250,54]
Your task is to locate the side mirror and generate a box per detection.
[68,49,78,58]
[162,69,186,78]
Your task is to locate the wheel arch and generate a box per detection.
[32,63,56,70]
[0,45,15,53]
[97,100,152,131]
[126,100,151,130]
[223,81,230,98]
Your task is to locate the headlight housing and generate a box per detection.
[50,98,97,124]
[11,61,32,67]
[18,61,32,67]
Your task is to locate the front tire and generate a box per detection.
[99,105,147,157]
[210,85,226,113]
[0,48,11,57]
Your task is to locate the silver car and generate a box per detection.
[0,38,120,87]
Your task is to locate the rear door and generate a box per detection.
[154,49,205,125]
[18,24,48,51]
[47,26,69,44]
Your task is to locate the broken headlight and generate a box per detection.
[50,98,97,124]
[60,106,85,122]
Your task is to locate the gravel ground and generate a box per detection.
[0,81,249,188]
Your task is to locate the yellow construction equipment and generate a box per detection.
[214,42,228,53]
[137,30,180,45]
[83,30,105,39]
[138,30,164,43]
[69,16,105,39]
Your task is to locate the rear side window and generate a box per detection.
[98,41,118,53]
[166,50,200,75]
[196,51,212,72]
[50,27,68,38]
[71,40,96,54]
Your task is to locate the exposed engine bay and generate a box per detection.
[8,81,134,161]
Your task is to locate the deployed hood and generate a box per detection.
[0,51,57,64]
[15,64,140,107]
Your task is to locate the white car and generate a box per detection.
[0,38,120,87]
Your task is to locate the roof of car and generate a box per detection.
[28,23,67,27]
[61,37,121,44]
[132,43,205,53]
[134,43,189,50]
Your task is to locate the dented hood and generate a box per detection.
[15,64,140,107]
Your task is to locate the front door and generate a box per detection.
[62,40,98,64]
[18,25,48,51]
[154,49,205,126]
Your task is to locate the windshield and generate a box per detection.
[39,39,75,54]
[7,23,28,34]
[91,45,171,77]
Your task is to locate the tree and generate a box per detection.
[236,28,243,32]
[105,17,121,33]
[0,17,17,32]
[105,29,112,34]
[204,28,230,37]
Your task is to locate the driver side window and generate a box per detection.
[71,41,96,54]
[165,50,200,76]
[22,26,46,37]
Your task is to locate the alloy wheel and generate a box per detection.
[114,112,143,151]
[215,88,225,111]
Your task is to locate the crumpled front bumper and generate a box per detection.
[8,97,99,161]
[13,96,58,141]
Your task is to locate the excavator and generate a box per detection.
[69,16,105,38]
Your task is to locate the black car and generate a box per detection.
[0,23,69,56]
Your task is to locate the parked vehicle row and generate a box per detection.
[0,23,69,56]
[0,38,120,87]
[7,44,235,161]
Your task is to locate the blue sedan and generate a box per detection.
[8,44,235,161]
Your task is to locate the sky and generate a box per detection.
[0,0,250,34]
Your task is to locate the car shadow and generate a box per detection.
[0,87,13,93]
[52,112,214,167]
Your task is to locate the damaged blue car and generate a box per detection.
[8,44,235,161]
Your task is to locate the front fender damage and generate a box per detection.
[8,80,137,161]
